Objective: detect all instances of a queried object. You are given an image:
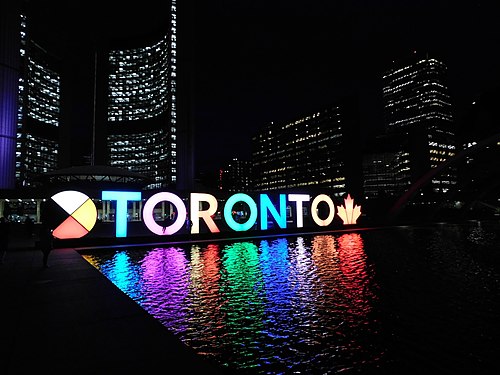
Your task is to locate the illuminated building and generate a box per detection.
[380,53,457,202]
[218,158,252,193]
[252,96,362,198]
[0,2,19,190]
[92,0,186,191]
[1,0,193,222]
[0,2,60,190]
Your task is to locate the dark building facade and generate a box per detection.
[1,0,194,193]
[17,38,61,187]
[95,32,178,190]
[91,0,194,191]
[453,86,500,216]
[0,2,20,190]
[1,0,195,224]
[1,2,61,190]
[362,134,401,199]
[218,158,252,193]
[252,96,362,198]
[368,53,457,203]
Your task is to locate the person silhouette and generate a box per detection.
[161,215,172,234]
[0,217,10,264]
[25,215,34,236]
[185,215,192,232]
[39,223,54,268]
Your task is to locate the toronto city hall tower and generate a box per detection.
[1,1,189,191]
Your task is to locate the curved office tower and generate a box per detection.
[1,3,60,189]
[0,2,20,190]
[18,37,60,187]
[105,2,177,190]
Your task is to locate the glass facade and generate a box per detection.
[106,0,177,190]
[219,158,252,193]
[362,152,398,199]
[383,58,454,133]
[381,55,456,199]
[16,11,60,187]
[252,98,361,197]
[0,2,20,190]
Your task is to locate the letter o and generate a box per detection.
[311,194,335,226]
[143,192,186,235]
[223,193,258,231]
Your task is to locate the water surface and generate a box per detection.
[81,221,500,374]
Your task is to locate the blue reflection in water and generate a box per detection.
[83,232,381,374]
[81,222,500,374]
[98,251,143,301]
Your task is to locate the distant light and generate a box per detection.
[472,101,476,105]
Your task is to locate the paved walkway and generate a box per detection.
[1,229,237,374]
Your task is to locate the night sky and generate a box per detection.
[28,0,500,174]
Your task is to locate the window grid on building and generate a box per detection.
[106,0,177,190]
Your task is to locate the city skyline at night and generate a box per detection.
[2,5,500,374]
[24,0,500,175]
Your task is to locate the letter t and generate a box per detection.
[102,191,142,237]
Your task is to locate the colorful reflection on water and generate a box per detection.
[83,232,382,373]
[81,222,500,374]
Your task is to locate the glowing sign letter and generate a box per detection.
[288,194,310,228]
[260,194,287,230]
[224,193,258,231]
[311,194,335,227]
[337,194,362,225]
[190,193,220,234]
[143,192,187,235]
[102,191,141,237]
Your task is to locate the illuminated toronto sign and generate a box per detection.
[49,190,362,239]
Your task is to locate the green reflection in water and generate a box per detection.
[220,241,265,368]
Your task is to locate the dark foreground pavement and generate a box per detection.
[0,233,235,375]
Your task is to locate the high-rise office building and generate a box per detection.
[380,53,457,200]
[99,36,177,190]
[2,0,192,192]
[252,96,362,198]
[454,87,500,214]
[218,158,252,193]
[91,0,187,191]
[362,134,401,199]
[0,2,20,190]
[1,0,193,223]
[0,2,60,190]
[17,33,61,187]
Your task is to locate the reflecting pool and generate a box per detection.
[81,221,500,374]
